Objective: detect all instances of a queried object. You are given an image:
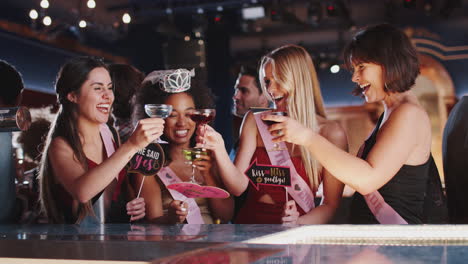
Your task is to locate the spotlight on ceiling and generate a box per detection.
[87,0,96,9]
[40,0,49,9]
[43,16,52,26]
[29,9,39,20]
[79,20,87,28]
[122,13,131,24]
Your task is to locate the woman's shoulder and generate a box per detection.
[390,102,430,128]
[318,118,346,140]
[49,136,73,153]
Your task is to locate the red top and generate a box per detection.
[54,141,127,223]
[235,147,311,224]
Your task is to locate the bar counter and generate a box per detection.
[1,224,468,263]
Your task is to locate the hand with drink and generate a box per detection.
[261,112,312,147]
[195,124,226,155]
[144,104,173,143]
[189,108,215,146]
[126,115,165,151]
[182,147,212,184]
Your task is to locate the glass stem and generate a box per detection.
[191,165,196,183]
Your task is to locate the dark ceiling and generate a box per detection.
[1,0,468,67]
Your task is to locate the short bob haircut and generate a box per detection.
[344,23,420,95]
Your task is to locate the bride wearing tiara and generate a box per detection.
[130,69,233,224]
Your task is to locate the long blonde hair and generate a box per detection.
[259,44,326,191]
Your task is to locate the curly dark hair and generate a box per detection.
[343,23,420,96]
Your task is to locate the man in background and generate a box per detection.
[231,63,268,219]
[231,64,268,158]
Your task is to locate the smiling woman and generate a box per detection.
[265,24,447,224]
[130,69,233,224]
[38,56,165,224]
[201,44,348,224]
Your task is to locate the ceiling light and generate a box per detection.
[87,0,96,9]
[79,20,87,28]
[29,9,39,20]
[122,13,131,24]
[43,16,52,26]
[40,0,49,9]
[330,64,340,74]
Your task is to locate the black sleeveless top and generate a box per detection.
[349,114,431,224]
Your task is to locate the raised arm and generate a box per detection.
[49,118,164,203]
[264,104,430,195]
[295,122,348,224]
[200,111,258,196]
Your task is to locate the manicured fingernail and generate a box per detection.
[181,208,187,212]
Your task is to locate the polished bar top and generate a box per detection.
[0,224,468,263]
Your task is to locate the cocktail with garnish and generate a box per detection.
[182,147,210,184]
[144,104,172,143]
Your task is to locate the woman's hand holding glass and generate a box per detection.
[195,124,226,155]
[127,197,146,222]
[126,118,165,151]
[261,114,312,147]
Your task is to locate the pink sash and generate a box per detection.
[357,145,408,224]
[99,124,118,180]
[254,112,315,213]
[157,167,205,224]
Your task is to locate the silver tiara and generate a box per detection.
[143,68,195,93]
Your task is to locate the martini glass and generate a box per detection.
[182,147,210,184]
[189,109,216,146]
[144,104,172,143]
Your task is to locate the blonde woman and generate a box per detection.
[201,44,347,224]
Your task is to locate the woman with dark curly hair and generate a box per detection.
[131,69,233,224]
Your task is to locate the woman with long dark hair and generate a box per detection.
[39,57,164,224]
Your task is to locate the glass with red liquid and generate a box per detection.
[264,111,287,151]
[189,109,216,146]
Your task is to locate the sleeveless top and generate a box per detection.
[155,172,214,224]
[349,114,430,224]
[235,147,310,224]
[54,141,129,224]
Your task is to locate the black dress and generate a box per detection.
[443,96,468,223]
[349,114,440,224]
